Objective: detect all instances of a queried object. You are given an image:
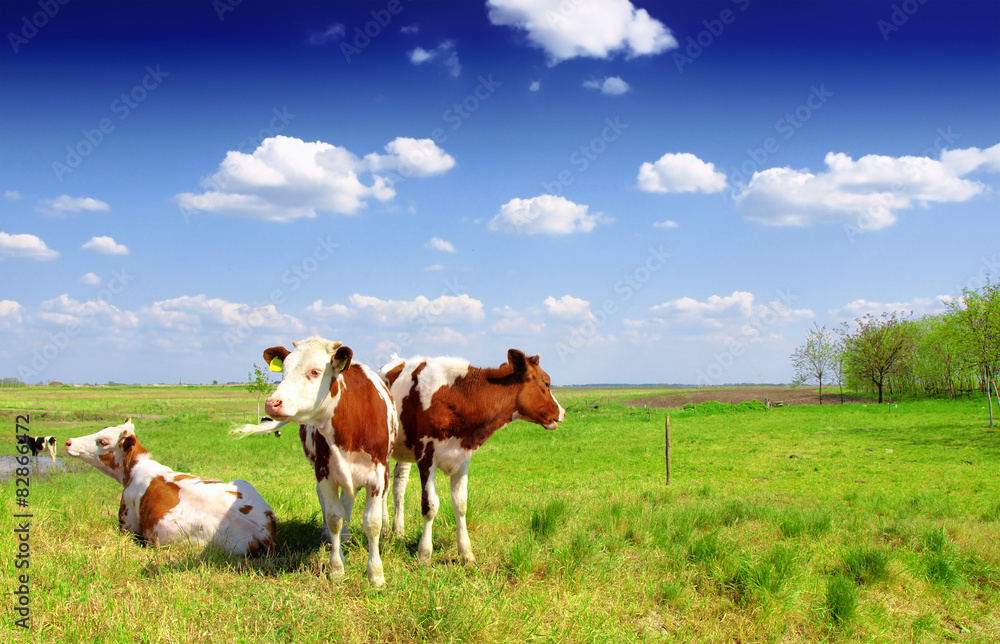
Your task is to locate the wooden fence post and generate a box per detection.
[665,414,671,485]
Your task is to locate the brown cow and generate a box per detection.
[379,349,565,566]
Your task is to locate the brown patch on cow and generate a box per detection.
[418,441,436,517]
[118,498,129,529]
[138,476,182,541]
[172,474,197,482]
[99,451,120,473]
[225,490,244,498]
[329,365,392,467]
[239,504,253,515]
[383,362,404,386]
[313,429,332,482]
[329,378,339,399]
[119,434,150,488]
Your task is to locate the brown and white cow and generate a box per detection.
[65,419,275,556]
[379,349,565,566]
[234,337,397,586]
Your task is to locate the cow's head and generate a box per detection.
[507,349,566,430]
[263,337,353,425]
[65,419,142,485]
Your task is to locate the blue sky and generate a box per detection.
[1,0,998,386]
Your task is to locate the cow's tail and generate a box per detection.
[229,419,289,439]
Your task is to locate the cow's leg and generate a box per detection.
[315,482,332,544]
[450,459,475,566]
[340,488,355,547]
[392,461,411,538]
[416,460,439,566]
[362,487,385,587]
[317,477,346,578]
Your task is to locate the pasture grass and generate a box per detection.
[2,385,999,642]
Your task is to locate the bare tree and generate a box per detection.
[791,323,837,404]
[839,312,915,404]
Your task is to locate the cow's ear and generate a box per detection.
[508,349,528,374]
[332,345,353,373]
[120,435,136,454]
[264,346,290,372]
[529,354,540,366]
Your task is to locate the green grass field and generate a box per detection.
[2,386,998,642]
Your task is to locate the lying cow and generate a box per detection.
[17,434,57,463]
[233,337,397,586]
[66,419,275,556]
[380,349,565,566]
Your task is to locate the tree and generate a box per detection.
[839,311,915,404]
[245,363,274,419]
[946,278,1000,427]
[791,323,837,404]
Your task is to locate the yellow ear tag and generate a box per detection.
[268,357,283,372]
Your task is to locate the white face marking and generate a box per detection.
[65,421,135,483]
[268,337,341,422]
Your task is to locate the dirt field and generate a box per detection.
[622,385,874,410]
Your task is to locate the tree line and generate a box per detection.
[791,280,999,424]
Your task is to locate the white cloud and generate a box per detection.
[408,40,461,77]
[425,237,456,253]
[82,236,129,255]
[307,23,345,45]
[143,295,304,333]
[940,142,1000,175]
[733,146,1000,230]
[0,232,59,260]
[40,293,139,328]
[79,272,101,286]
[0,300,22,325]
[529,80,541,92]
[365,137,457,178]
[310,293,485,327]
[831,297,944,319]
[584,76,630,95]
[651,291,814,334]
[424,264,445,272]
[653,220,679,229]
[400,24,420,35]
[175,136,455,222]
[37,194,110,215]
[5,190,21,201]
[544,295,594,320]
[488,194,606,235]
[487,0,676,64]
[637,152,727,194]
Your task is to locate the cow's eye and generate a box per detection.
[310,369,323,378]
[97,439,107,447]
